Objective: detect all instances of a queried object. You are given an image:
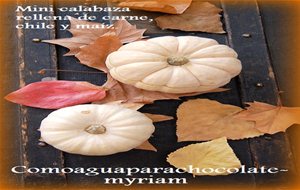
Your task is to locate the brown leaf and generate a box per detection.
[117,0,192,14]
[135,140,157,152]
[167,137,241,176]
[235,101,300,134]
[44,17,146,71]
[113,19,147,43]
[176,99,263,141]
[43,17,112,56]
[75,35,122,72]
[68,17,111,39]
[144,113,174,122]
[155,1,225,33]
[96,75,227,104]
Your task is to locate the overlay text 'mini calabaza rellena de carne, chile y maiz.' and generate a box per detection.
[16,5,147,21]
[15,5,149,29]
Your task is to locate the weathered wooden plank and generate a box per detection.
[0,1,23,187]
[258,1,300,183]
[258,2,300,106]
[16,0,66,186]
[222,0,295,187]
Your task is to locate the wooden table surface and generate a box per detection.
[2,0,299,189]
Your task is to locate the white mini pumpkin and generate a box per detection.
[106,36,242,93]
[40,104,155,156]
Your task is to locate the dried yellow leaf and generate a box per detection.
[176,99,263,141]
[167,137,241,176]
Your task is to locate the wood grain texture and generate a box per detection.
[258,2,300,184]
[0,1,23,187]
[222,0,295,187]
[16,0,66,186]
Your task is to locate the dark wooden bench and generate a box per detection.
[3,0,298,188]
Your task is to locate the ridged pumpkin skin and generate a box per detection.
[40,104,155,156]
[106,36,242,93]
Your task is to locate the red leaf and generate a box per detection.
[5,81,106,109]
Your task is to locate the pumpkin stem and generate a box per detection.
[167,56,189,66]
[85,124,106,134]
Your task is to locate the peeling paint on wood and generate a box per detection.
[16,0,66,186]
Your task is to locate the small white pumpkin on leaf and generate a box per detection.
[40,104,155,156]
[106,36,241,93]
